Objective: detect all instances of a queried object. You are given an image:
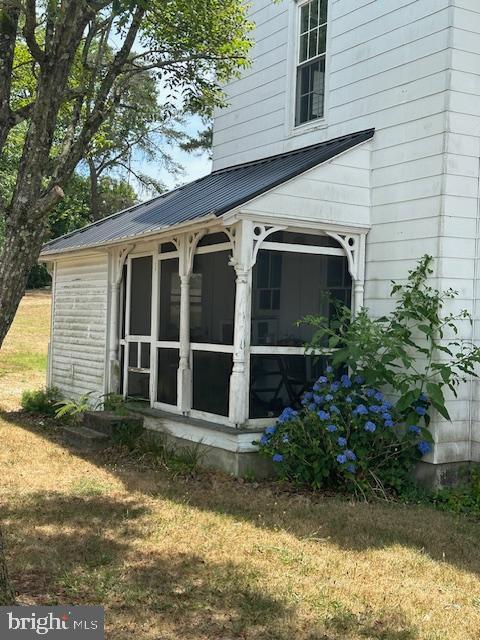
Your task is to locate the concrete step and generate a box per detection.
[83,411,144,436]
[63,425,110,451]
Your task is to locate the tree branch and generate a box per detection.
[23,0,45,64]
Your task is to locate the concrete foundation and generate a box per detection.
[414,460,471,490]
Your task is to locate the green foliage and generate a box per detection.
[257,374,431,496]
[111,419,144,450]
[259,256,480,496]
[102,393,129,416]
[134,433,203,476]
[432,467,480,517]
[21,387,62,416]
[26,264,51,289]
[304,255,480,427]
[55,392,97,421]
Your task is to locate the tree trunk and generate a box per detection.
[0,528,15,606]
[0,5,19,154]
[88,158,102,222]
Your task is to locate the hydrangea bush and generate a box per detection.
[258,368,432,493]
[258,256,480,495]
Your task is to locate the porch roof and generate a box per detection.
[40,128,374,257]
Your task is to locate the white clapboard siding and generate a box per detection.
[50,254,109,400]
[241,144,371,228]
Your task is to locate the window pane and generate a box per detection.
[299,32,309,62]
[127,371,149,400]
[128,342,137,367]
[320,0,328,24]
[300,3,310,33]
[159,258,180,341]
[309,0,319,29]
[157,348,178,405]
[129,256,152,336]
[251,250,351,346]
[250,354,327,419]
[198,232,230,247]
[308,27,318,59]
[141,342,150,369]
[192,352,232,416]
[190,251,236,344]
[318,25,327,54]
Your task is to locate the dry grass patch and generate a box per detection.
[2,288,480,638]
[1,413,480,639]
[0,290,51,411]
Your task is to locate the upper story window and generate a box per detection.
[295,0,328,126]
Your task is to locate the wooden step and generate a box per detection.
[63,425,109,451]
[83,411,143,436]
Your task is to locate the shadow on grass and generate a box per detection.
[2,491,418,640]
[4,412,480,576]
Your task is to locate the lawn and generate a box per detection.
[1,293,480,639]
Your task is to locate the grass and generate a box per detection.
[1,291,480,638]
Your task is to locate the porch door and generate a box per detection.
[122,255,153,400]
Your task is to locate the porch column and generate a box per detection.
[229,220,254,427]
[107,246,132,394]
[353,234,366,313]
[177,237,192,413]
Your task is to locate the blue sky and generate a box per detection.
[133,114,212,197]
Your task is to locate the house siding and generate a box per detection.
[50,254,109,400]
[212,0,480,466]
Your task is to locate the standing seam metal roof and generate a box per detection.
[40,128,374,256]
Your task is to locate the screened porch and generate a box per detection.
[116,219,365,428]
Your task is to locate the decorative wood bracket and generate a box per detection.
[173,230,207,277]
[326,232,360,280]
[114,244,135,286]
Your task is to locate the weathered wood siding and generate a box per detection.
[50,254,109,400]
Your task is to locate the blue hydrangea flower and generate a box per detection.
[317,376,328,385]
[265,425,276,436]
[369,405,381,413]
[364,421,376,433]
[346,396,353,404]
[384,420,394,428]
[317,410,330,421]
[353,375,365,384]
[382,413,392,422]
[374,391,383,402]
[272,453,284,463]
[337,437,347,447]
[325,394,334,402]
[303,392,313,401]
[409,425,421,435]
[341,374,352,388]
[417,440,432,456]
[313,394,324,404]
[346,463,357,474]
[345,449,356,461]
[282,433,290,443]
[308,403,317,412]
[278,407,298,424]
[330,382,340,393]
[260,434,269,445]
[353,404,368,416]
[419,393,428,402]
[330,405,340,414]
[326,366,334,374]
[415,406,427,416]
[365,388,376,398]
[327,424,337,433]
[336,453,347,464]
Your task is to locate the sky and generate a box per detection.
[133,114,212,198]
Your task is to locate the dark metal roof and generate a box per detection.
[41,128,374,256]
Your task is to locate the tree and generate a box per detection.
[0,529,15,605]
[0,0,251,604]
[0,0,252,348]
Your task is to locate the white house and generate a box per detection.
[40,0,480,483]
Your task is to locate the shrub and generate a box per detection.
[55,392,97,421]
[21,387,62,416]
[258,370,431,495]
[258,256,480,496]
[26,264,51,289]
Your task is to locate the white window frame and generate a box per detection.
[286,0,331,137]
